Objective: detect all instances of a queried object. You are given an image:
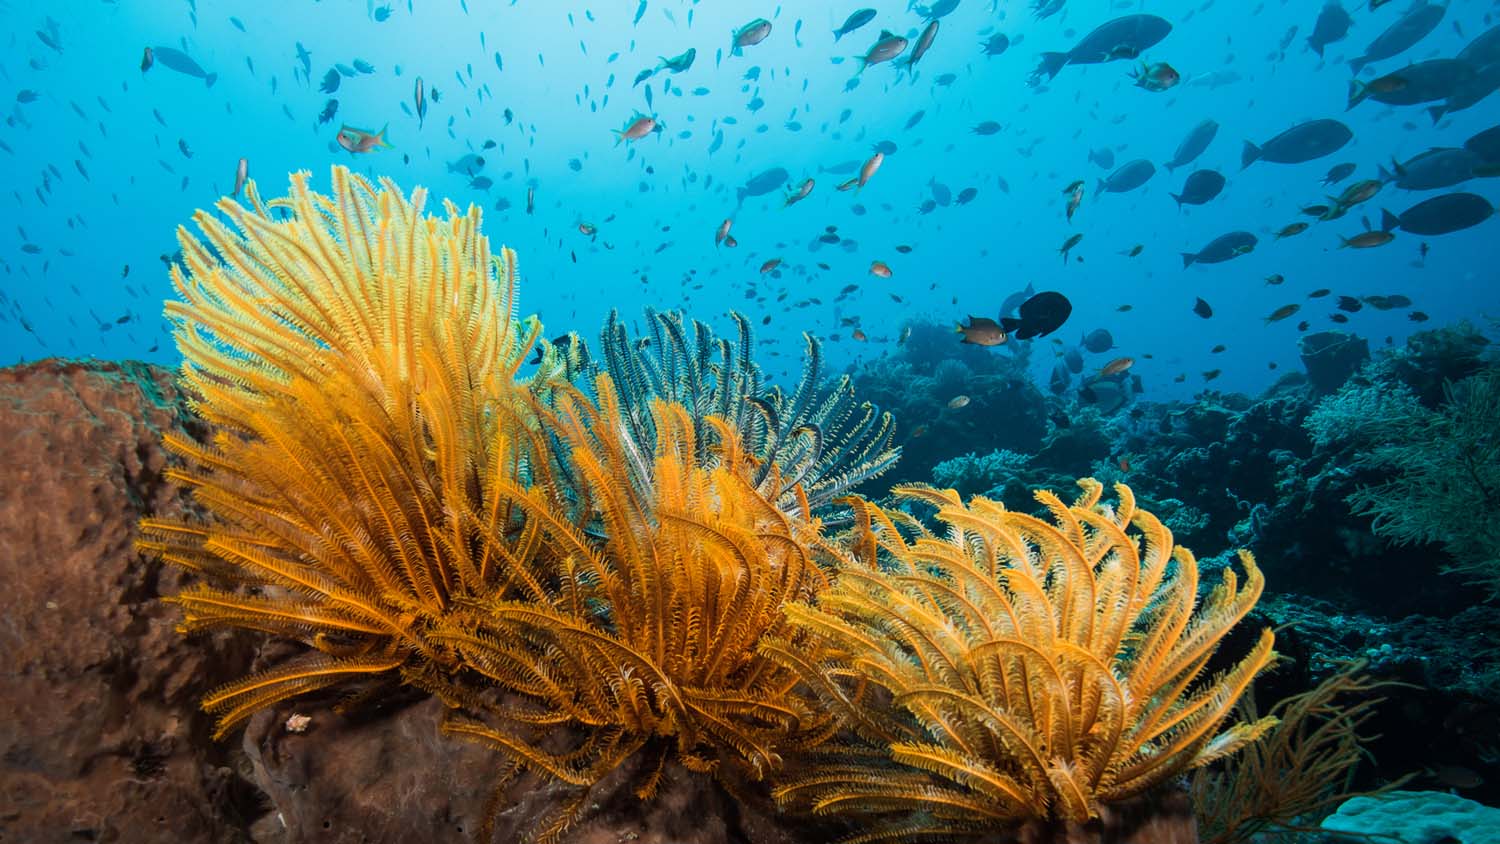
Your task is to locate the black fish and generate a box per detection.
[1182,231,1258,267]
[1171,169,1226,208]
[1242,119,1353,168]
[1000,291,1072,340]
[318,98,338,124]
[1032,15,1172,82]
[1193,297,1213,318]
[1349,1,1446,74]
[319,67,340,94]
[1382,192,1495,236]
[1307,2,1352,58]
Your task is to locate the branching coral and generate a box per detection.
[767,480,1277,841]
[136,166,558,739]
[594,307,899,513]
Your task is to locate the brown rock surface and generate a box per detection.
[0,358,1201,844]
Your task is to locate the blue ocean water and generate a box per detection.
[0,0,1496,399]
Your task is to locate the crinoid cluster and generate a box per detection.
[592,307,900,513]
[140,167,1279,844]
[768,480,1278,841]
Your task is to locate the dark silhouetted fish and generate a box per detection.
[1348,59,1476,108]
[1182,231,1258,267]
[1031,15,1172,82]
[1307,2,1352,58]
[833,8,876,42]
[1165,119,1218,172]
[1081,328,1114,353]
[1428,62,1500,123]
[1382,193,1495,236]
[1465,124,1500,164]
[1171,169,1226,208]
[1000,291,1072,339]
[1096,159,1155,198]
[1379,147,1482,190]
[1349,1,1445,75]
[1242,119,1353,168]
[736,166,789,205]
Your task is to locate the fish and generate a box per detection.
[318,99,339,124]
[1347,60,1476,109]
[833,9,877,42]
[947,395,971,410]
[736,167,790,204]
[150,46,217,86]
[615,113,657,144]
[1000,291,1072,340]
[732,18,772,54]
[915,0,960,20]
[956,316,1007,346]
[903,21,939,70]
[413,77,426,128]
[784,178,814,206]
[1379,147,1482,191]
[140,46,153,73]
[1428,61,1500,124]
[1307,2,1353,58]
[232,157,248,197]
[1096,159,1155,198]
[1465,125,1500,164]
[1165,120,1219,172]
[1339,230,1396,248]
[1276,222,1310,239]
[1323,162,1356,185]
[1193,297,1213,318]
[972,121,1002,135]
[857,152,883,190]
[1089,147,1116,169]
[1060,233,1083,263]
[657,47,696,73]
[715,218,733,247]
[1131,61,1180,92]
[335,123,392,154]
[1081,328,1114,353]
[1100,357,1134,377]
[447,153,485,175]
[1381,193,1495,236]
[1032,14,1172,83]
[856,30,907,71]
[1265,304,1301,323]
[869,260,892,278]
[1000,283,1035,317]
[1182,231,1258,267]
[1171,170,1226,208]
[982,33,1010,56]
[1066,183,1084,221]
[1349,1,1446,75]
[1242,119,1353,168]
[320,67,341,93]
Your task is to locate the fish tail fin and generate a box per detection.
[1381,209,1400,233]
[1309,39,1324,58]
[1035,51,1067,81]
[1427,105,1446,125]
[1377,161,1395,183]
[833,29,843,42]
[735,186,747,205]
[1349,56,1366,75]
[1165,161,1178,172]
[1180,252,1196,269]
[205,73,218,88]
[999,317,1021,333]
[1346,79,1366,110]
[1240,140,1262,170]
[1093,178,1104,200]
[1170,193,1183,210]
[1337,235,1351,249]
